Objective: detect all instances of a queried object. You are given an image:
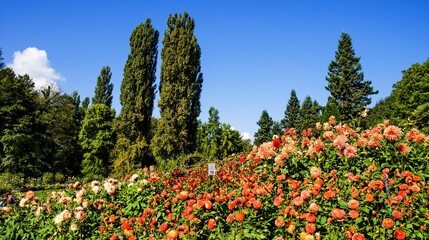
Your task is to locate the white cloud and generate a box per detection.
[241,132,251,140]
[8,47,64,91]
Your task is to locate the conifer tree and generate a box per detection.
[254,110,274,146]
[282,89,300,129]
[92,66,113,108]
[152,12,203,162]
[325,32,378,121]
[112,19,159,174]
[297,96,321,132]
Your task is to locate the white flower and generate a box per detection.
[130,174,139,183]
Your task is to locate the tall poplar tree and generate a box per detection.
[152,12,203,162]
[92,66,113,108]
[254,110,274,146]
[325,32,378,121]
[282,89,300,129]
[112,19,159,174]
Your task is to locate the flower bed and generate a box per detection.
[1,119,429,239]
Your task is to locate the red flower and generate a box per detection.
[110,235,119,240]
[273,139,281,148]
[235,212,245,222]
[305,213,317,223]
[349,210,359,219]
[99,226,106,233]
[309,203,319,213]
[331,208,346,220]
[392,210,402,220]
[293,196,304,206]
[253,200,263,209]
[348,199,360,210]
[351,233,365,240]
[305,223,316,234]
[207,219,216,230]
[275,217,284,227]
[365,194,374,203]
[382,218,394,229]
[394,229,406,240]
[226,213,235,223]
[121,221,131,230]
[159,222,168,232]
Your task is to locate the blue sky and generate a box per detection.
[1,1,428,140]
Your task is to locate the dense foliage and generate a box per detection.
[79,104,116,180]
[254,110,274,146]
[92,66,114,108]
[112,19,159,175]
[1,120,428,239]
[152,12,203,163]
[282,90,300,130]
[367,59,429,133]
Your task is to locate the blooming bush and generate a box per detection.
[1,119,429,239]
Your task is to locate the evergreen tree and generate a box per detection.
[152,12,203,162]
[282,89,300,129]
[92,66,113,108]
[271,121,283,136]
[296,96,313,132]
[198,107,222,159]
[254,110,274,146]
[321,101,341,124]
[79,104,116,180]
[112,19,159,175]
[325,32,378,121]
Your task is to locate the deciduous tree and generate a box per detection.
[152,12,203,162]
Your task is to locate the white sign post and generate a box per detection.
[208,163,216,176]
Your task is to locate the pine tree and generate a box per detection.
[152,12,203,162]
[282,89,300,129]
[321,101,341,124]
[92,66,113,108]
[254,110,274,146]
[325,32,378,121]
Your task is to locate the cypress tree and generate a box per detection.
[92,66,113,108]
[112,19,159,174]
[254,110,274,146]
[325,32,378,121]
[152,12,203,162]
[282,89,300,129]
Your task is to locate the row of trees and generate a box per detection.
[254,32,428,144]
[254,33,378,144]
[0,13,250,182]
[1,19,427,182]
